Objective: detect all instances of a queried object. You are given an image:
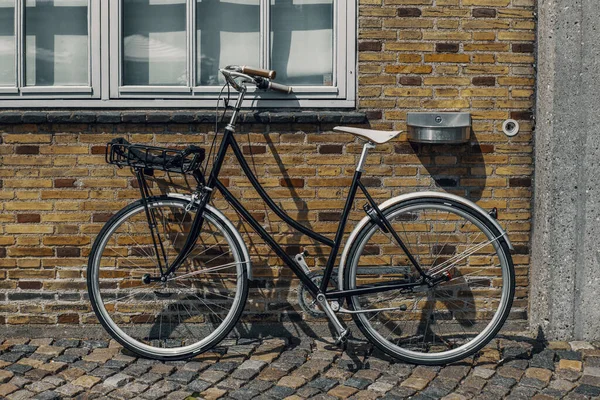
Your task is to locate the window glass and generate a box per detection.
[0,0,15,86]
[270,0,333,86]
[196,0,259,86]
[25,0,89,86]
[123,0,187,86]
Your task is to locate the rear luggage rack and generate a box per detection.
[106,138,205,174]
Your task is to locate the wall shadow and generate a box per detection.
[409,131,487,203]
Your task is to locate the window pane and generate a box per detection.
[271,0,333,86]
[25,0,89,86]
[196,0,259,86]
[0,1,15,87]
[123,0,187,86]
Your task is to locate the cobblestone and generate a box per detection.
[0,335,595,399]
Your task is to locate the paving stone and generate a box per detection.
[345,377,371,390]
[0,369,14,383]
[296,386,322,398]
[243,379,273,393]
[231,359,267,380]
[559,359,582,372]
[26,369,51,381]
[123,363,152,376]
[72,374,102,388]
[570,341,594,351]
[33,391,61,400]
[200,387,227,400]
[52,339,80,348]
[229,387,261,400]
[105,359,130,370]
[0,383,19,397]
[72,360,99,372]
[0,352,25,363]
[309,377,338,392]
[498,365,525,380]
[187,379,212,392]
[82,340,110,349]
[484,383,511,397]
[165,390,193,400]
[104,372,133,387]
[55,383,84,397]
[556,350,582,361]
[258,366,288,381]
[548,378,577,392]
[166,369,198,384]
[28,339,53,347]
[265,385,296,398]
[90,366,117,379]
[140,381,181,400]
[531,349,556,370]
[209,362,239,373]
[7,389,35,400]
[25,380,56,393]
[52,354,80,363]
[574,383,600,396]
[11,345,38,354]
[328,385,359,399]
[472,367,495,379]
[9,375,31,388]
[199,369,228,384]
[400,377,430,391]
[278,375,307,389]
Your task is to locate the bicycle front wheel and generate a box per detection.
[87,196,249,360]
[344,198,514,365]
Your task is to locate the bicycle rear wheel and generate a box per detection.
[344,198,514,365]
[87,196,249,360]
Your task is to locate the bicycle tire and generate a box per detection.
[87,196,249,360]
[343,198,515,365]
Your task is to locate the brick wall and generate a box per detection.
[0,0,534,330]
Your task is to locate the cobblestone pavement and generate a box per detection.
[0,334,599,400]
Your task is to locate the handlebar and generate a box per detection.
[221,66,292,94]
[240,66,276,80]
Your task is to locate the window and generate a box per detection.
[1,0,355,107]
[0,0,100,97]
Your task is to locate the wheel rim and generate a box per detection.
[90,200,244,357]
[348,202,512,361]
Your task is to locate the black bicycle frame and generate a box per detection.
[163,85,430,301]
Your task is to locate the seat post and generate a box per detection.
[357,141,376,172]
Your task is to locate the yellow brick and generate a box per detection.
[383,88,433,97]
[385,65,433,74]
[424,54,470,63]
[385,42,434,52]
[2,134,52,144]
[3,179,52,188]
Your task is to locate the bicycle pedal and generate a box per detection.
[335,329,351,346]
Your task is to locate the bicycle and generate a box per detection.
[87,65,515,365]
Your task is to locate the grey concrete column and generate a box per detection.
[531,0,600,340]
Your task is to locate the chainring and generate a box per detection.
[298,271,338,318]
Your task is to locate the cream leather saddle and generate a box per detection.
[334,126,401,144]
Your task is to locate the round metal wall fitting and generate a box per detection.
[502,119,520,137]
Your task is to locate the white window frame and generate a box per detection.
[0,0,100,100]
[1,0,355,108]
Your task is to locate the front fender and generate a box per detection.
[337,191,513,290]
[167,193,253,280]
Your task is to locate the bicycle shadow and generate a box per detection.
[147,134,339,346]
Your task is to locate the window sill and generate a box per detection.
[0,110,367,125]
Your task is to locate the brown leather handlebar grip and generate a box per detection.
[269,81,292,94]
[241,66,276,80]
